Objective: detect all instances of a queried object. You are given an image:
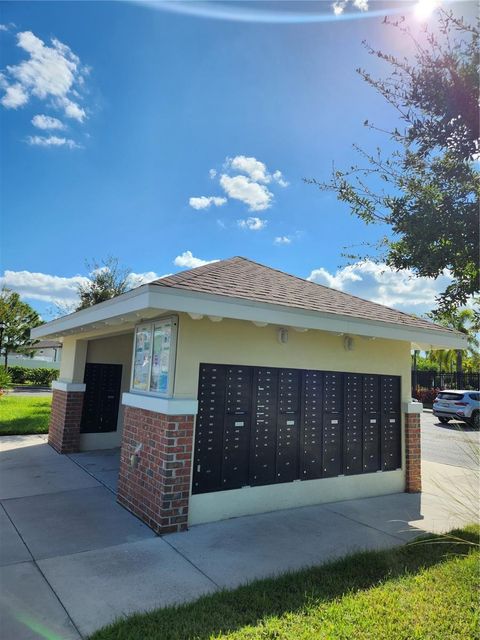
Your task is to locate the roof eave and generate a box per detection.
[31,284,467,350]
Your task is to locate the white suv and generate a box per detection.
[433,390,480,429]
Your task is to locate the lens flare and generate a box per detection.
[131,1,409,24]
[414,0,441,21]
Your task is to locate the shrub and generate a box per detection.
[7,366,59,386]
[0,366,12,392]
[413,387,440,406]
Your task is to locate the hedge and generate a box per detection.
[7,366,60,386]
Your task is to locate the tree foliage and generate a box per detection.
[76,256,132,310]
[0,289,42,368]
[309,10,479,313]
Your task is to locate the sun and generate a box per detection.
[414,0,441,21]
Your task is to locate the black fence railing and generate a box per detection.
[412,370,480,391]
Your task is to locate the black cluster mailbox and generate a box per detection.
[193,363,401,495]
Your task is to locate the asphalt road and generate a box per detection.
[422,411,479,468]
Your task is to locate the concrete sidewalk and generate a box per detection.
[0,435,477,639]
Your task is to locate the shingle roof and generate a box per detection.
[152,257,454,335]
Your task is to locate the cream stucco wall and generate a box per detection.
[79,332,134,451]
[173,313,411,525]
[174,314,411,400]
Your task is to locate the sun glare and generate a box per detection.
[414,0,440,21]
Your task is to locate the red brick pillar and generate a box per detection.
[404,403,422,493]
[48,382,85,454]
[117,401,195,534]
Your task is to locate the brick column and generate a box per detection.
[404,402,423,493]
[117,401,195,534]
[48,382,85,454]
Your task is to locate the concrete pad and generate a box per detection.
[0,442,63,471]
[69,449,120,492]
[0,457,101,499]
[0,434,48,455]
[166,503,403,589]
[0,506,30,566]
[38,537,217,637]
[322,493,429,541]
[0,561,80,640]
[3,486,155,560]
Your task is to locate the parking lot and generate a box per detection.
[421,411,479,469]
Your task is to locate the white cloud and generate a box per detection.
[0,270,89,305]
[228,155,270,183]
[307,260,453,314]
[0,268,168,310]
[173,251,218,269]
[1,30,87,122]
[272,169,289,187]
[237,217,267,231]
[26,135,79,149]
[0,24,9,32]
[353,0,369,10]
[332,0,368,15]
[32,114,66,130]
[274,235,292,245]
[0,82,28,108]
[189,196,227,210]
[209,169,217,179]
[220,174,272,211]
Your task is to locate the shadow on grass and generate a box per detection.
[90,526,479,640]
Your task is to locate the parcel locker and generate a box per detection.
[276,369,301,482]
[344,374,363,475]
[222,366,253,489]
[380,375,401,470]
[250,367,279,486]
[301,370,323,480]
[192,364,226,493]
[81,363,122,433]
[362,375,381,472]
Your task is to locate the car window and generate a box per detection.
[468,393,480,401]
[437,392,464,400]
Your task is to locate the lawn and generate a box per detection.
[90,525,479,640]
[0,395,52,435]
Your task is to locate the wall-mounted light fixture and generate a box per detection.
[343,335,355,351]
[277,327,289,344]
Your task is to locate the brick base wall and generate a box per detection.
[117,406,194,534]
[48,389,84,454]
[405,412,421,493]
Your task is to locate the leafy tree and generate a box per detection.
[76,256,132,310]
[0,289,42,368]
[427,306,480,384]
[309,10,479,313]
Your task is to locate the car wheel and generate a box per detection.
[438,417,450,424]
[469,412,479,430]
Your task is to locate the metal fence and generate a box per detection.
[412,370,480,391]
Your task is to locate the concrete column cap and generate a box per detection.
[52,381,86,392]
[402,400,423,414]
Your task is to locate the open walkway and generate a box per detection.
[0,433,477,639]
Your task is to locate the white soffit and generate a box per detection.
[31,283,467,350]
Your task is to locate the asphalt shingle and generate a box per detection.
[153,257,455,335]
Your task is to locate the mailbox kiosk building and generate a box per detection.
[32,257,466,534]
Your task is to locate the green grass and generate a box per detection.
[90,526,480,640]
[0,395,52,435]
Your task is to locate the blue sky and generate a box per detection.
[0,0,475,318]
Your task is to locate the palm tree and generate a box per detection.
[430,308,480,388]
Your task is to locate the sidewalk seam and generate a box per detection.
[0,503,84,639]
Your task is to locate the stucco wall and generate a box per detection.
[173,313,411,525]
[174,314,411,400]
[79,332,134,450]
